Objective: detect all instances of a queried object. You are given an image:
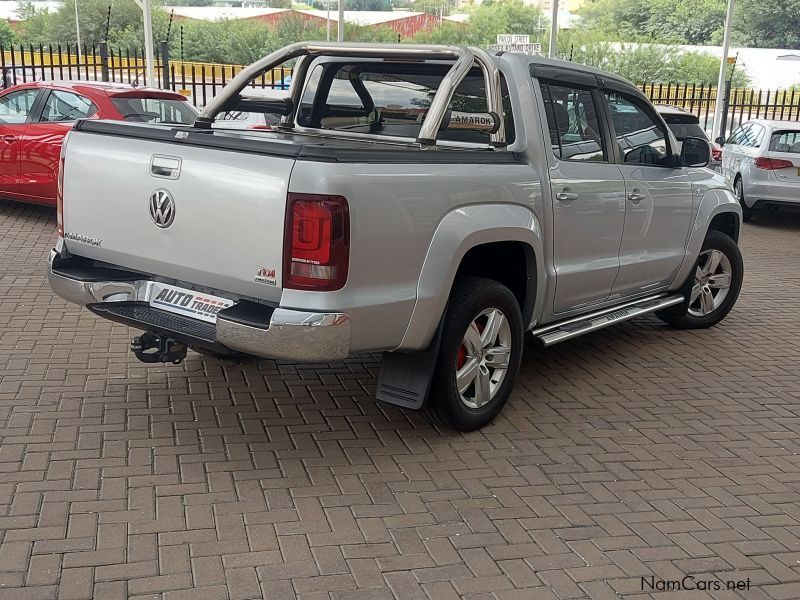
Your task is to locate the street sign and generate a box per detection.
[488,35,542,55]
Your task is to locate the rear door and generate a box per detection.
[601,89,693,297]
[0,88,41,197]
[537,75,627,313]
[18,89,98,202]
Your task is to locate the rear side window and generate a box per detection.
[604,91,671,167]
[296,62,515,145]
[111,97,196,125]
[770,130,800,153]
[540,81,606,162]
[41,90,97,122]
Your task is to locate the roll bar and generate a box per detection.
[196,41,506,148]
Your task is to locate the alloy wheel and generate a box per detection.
[688,248,732,317]
[455,308,512,409]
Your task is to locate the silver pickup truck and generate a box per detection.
[49,42,743,431]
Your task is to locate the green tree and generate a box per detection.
[734,0,800,49]
[345,0,392,10]
[576,0,725,45]
[0,20,17,47]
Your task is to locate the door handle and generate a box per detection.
[627,190,645,204]
[555,189,578,202]
[1,135,17,143]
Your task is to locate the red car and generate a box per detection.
[0,81,198,206]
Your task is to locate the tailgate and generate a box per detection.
[61,125,294,303]
[770,151,800,183]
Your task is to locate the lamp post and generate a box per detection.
[548,0,559,58]
[337,0,344,42]
[712,0,735,141]
[73,0,82,63]
[133,0,156,88]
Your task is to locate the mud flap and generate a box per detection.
[375,319,445,410]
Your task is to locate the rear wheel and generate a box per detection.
[424,277,524,431]
[734,177,753,222]
[657,230,743,329]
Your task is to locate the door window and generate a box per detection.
[740,123,764,148]
[41,90,97,122]
[0,89,38,124]
[604,91,671,167]
[541,81,606,162]
[726,124,749,145]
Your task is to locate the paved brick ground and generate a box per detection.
[1,198,800,600]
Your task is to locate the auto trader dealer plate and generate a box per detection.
[149,283,234,324]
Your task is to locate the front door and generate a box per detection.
[602,90,693,297]
[0,88,40,197]
[539,78,627,313]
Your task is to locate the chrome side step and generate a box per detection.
[531,294,684,347]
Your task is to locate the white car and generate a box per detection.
[720,119,800,221]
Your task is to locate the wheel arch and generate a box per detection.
[669,188,742,291]
[397,203,544,352]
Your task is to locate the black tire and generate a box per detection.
[423,276,524,431]
[734,176,753,222]
[657,230,743,329]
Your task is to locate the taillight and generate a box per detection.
[284,193,349,291]
[754,157,794,170]
[56,144,66,236]
[711,147,722,161]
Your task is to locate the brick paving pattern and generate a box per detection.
[1,198,800,599]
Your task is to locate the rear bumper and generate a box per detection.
[746,180,800,207]
[48,250,351,362]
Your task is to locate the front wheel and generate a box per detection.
[424,276,524,431]
[657,230,743,329]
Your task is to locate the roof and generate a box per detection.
[297,10,426,25]
[745,118,800,131]
[10,80,187,99]
[163,6,290,21]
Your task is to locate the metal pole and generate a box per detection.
[337,0,344,42]
[548,0,559,58]
[74,0,82,62]
[326,0,331,41]
[142,0,156,87]
[712,0,735,140]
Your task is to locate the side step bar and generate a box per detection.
[531,294,685,347]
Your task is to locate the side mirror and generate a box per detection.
[714,136,724,145]
[681,137,711,168]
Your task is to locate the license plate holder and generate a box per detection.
[149,282,234,324]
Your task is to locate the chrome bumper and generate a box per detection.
[48,250,351,362]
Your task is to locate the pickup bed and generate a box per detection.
[49,42,744,431]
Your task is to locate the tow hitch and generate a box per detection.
[131,332,188,364]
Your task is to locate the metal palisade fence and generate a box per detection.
[3,43,799,134]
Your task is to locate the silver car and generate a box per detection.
[720,119,800,221]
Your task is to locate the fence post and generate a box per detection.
[160,41,170,89]
[99,42,109,82]
[719,79,733,142]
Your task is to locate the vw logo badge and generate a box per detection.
[149,189,175,228]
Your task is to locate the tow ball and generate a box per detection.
[130,331,188,364]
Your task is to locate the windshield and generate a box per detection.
[111,97,196,125]
[769,130,800,153]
